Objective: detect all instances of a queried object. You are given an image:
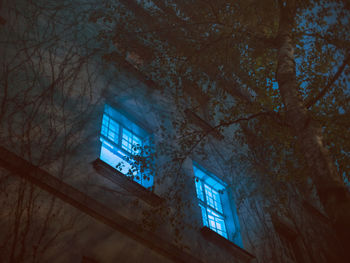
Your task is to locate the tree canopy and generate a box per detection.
[89,0,349,182]
[1,0,349,261]
[89,0,350,250]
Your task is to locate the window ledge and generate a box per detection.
[92,158,163,207]
[200,227,255,262]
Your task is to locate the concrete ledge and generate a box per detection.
[0,146,203,263]
[92,158,163,207]
[200,227,255,263]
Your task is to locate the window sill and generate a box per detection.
[92,158,163,207]
[200,227,254,262]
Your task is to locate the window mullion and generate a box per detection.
[210,208,225,218]
[118,124,123,148]
[201,181,209,226]
[202,181,207,204]
[100,135,119,149]
[106,115,110,133]
[218,188,225,215]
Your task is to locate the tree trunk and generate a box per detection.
[276,1,350,255]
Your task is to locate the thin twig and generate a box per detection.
[305,53,350,108]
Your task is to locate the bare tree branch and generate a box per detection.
[305,53,350,109]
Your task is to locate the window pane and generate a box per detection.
[100,142,135,176]
[195,179,205,201]
[199,204,208,227]
[207,207,227,238]
[122,128,142,154]
[204,184,223,213]
[101,114,119,144]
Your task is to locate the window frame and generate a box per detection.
[193,163,231,239]
[192,162,243,247]
[195,177,228,238]
[99,104,153,189]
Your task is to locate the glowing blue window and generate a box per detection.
[99,104,153,189]
[193,164,228,239]
[193,163,243,246]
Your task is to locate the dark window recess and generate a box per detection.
[93,158,163,207]
[200,227,255,262]
[184,109,223,140]
[273,219,304,263]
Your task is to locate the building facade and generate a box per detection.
[0,1,346,263]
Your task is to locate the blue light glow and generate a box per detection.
[194,164,229,239]
[99,105,153,189]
